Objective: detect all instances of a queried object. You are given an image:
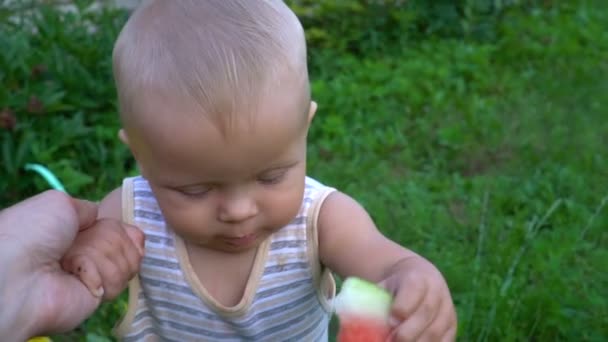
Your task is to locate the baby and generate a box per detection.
[63,0,457,340]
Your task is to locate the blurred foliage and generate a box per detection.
[1,0,607,341]
[0,0,133,203]
[287,0,554,56]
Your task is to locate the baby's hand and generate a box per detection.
[380,257,457,341]
[61,219,144,300]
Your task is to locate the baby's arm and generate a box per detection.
[61,188,144,300]
[318,191,457,341]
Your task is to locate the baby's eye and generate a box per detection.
[177,187,211,197]
[258,171,286,185]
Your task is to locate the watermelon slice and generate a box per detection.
[333,277,394,342]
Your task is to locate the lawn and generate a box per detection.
[1,0,606,341]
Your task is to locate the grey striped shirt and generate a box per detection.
[114,176,336,341]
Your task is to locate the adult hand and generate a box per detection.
[0,190,107,341]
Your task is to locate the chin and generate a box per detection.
[218,242,259,254]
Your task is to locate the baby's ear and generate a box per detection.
[308,101,318,124]
[118,128,144,173]
[118,128,139,159]
[118,128,131,147]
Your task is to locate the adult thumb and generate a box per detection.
[69,197,98,231]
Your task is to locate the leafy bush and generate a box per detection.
[287,0,556,58]
[0,2,133,204]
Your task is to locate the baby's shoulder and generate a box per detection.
[304,176,337,197]
[100,176,149,221]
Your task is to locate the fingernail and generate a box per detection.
[93,286,104,298]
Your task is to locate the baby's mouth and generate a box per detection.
[221,233,258,247]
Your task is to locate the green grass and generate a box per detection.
[1,1,606,341]
[310,10,608,338]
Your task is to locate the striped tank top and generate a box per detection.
[113,176,337,341]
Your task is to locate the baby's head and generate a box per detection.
[113,0,311,134]
[113,0,317,252]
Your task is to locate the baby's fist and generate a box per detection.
[61,219,144,300]
[381,257,457,341]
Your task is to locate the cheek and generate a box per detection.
[154,191,215,236]
[263,176,306,227]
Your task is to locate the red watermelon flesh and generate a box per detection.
[334,277,394,342]
[337,316,391,342]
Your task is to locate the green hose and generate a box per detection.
[24,163,67,192]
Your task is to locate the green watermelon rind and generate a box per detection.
[333,277,393,322]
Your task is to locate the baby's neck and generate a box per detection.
[184,241,262,307]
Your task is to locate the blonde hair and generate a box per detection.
[112,0,309,134]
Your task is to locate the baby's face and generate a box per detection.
[125,89,315,253]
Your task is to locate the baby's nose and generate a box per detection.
[218,194,258,223]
